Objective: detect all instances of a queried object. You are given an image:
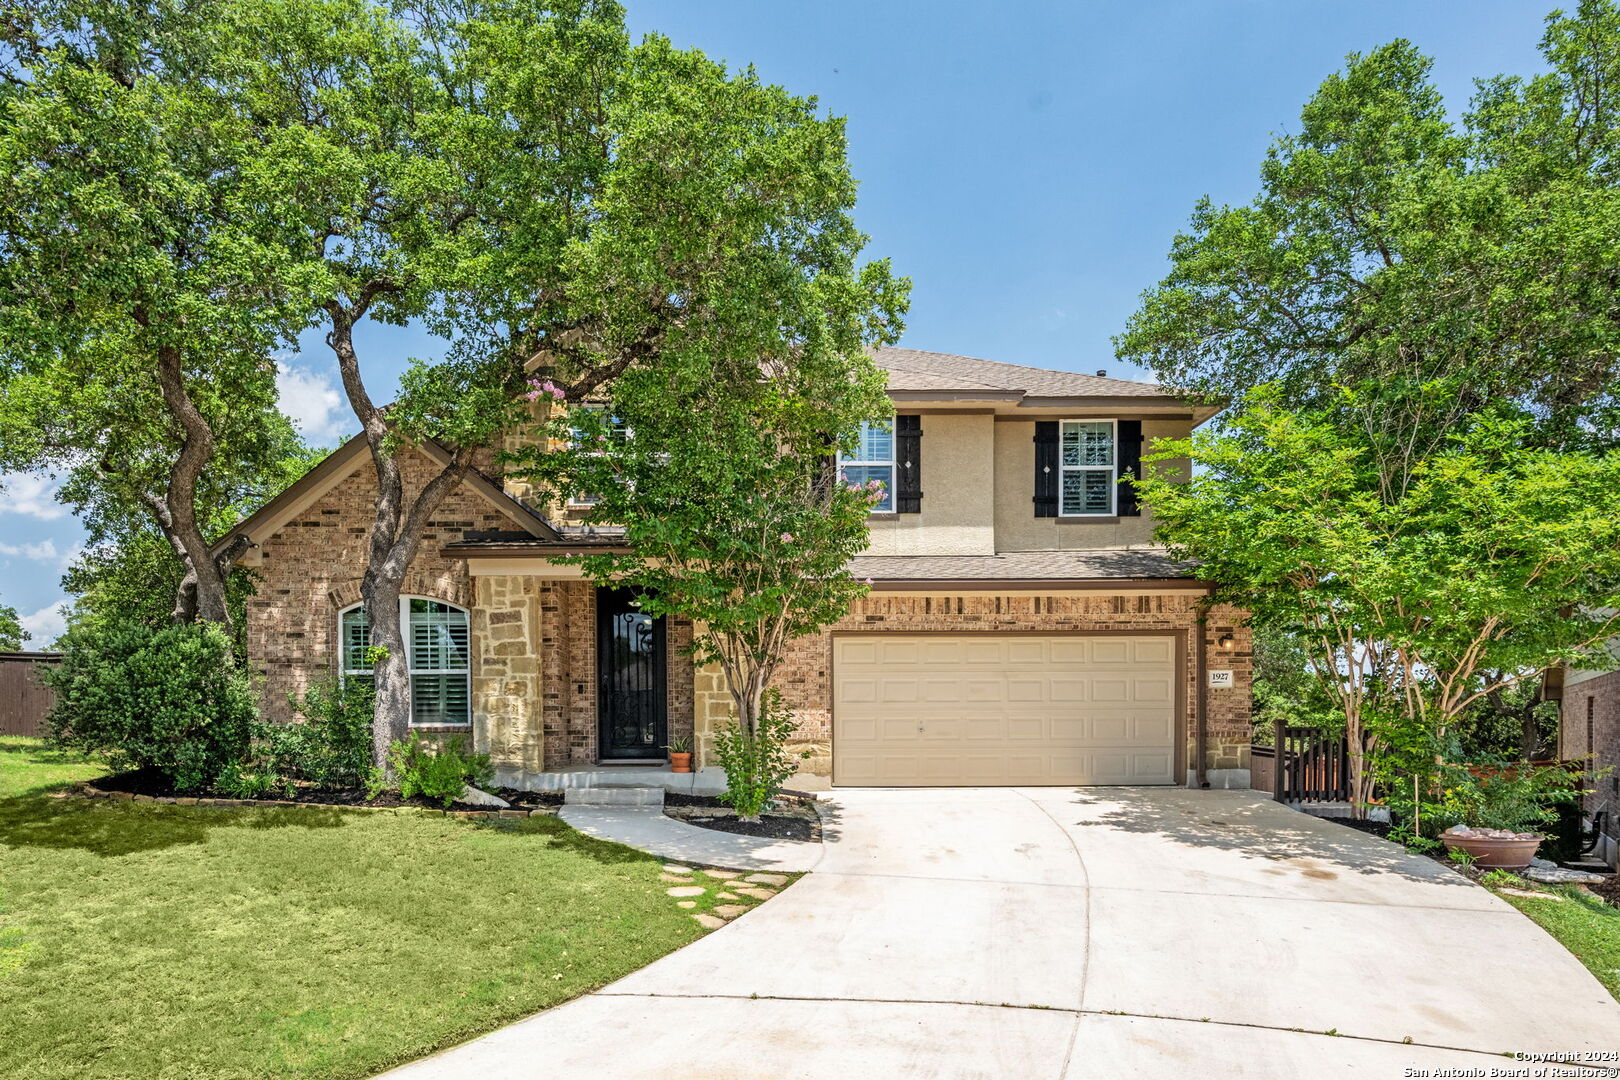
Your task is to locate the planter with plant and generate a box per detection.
[665,734,694,773]
[1432,760,1585,870]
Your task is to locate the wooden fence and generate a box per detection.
[1250,726,1351,803]
[0,652,60,737]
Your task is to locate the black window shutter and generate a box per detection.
[1118,419,1143,516]
[1033,421,1058,517]
[895,415,922,514]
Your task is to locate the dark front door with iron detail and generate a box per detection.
[596,588,667,760]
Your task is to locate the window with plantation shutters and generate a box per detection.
[409,599,470,726]
[338,598,471,727]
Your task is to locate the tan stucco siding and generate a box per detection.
[992,418,1191,551]
[863,412,997,556]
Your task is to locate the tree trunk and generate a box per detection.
[150,342,234,628]
[365,575,409,769]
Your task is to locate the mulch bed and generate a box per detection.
[85,770,562,814]
[665,792,822,843]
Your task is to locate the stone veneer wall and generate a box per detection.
[476,575,696,772]
[693,592,1252,780]
[246,449,509,723]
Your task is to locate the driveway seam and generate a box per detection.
[1013,788,1093,1079]
[590,991,1532,1064]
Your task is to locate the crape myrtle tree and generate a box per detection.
[0,2,325,629]
[235,0,905,765]
[1137,396,1620,815]
[516,343,901,818]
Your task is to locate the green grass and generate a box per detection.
[0,739,725,1080]
[1495,883,1620,1001]
[0,735,109,798]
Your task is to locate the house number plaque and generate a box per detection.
[1207,670,1234,689]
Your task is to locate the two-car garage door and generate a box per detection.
[832,634,1178,787]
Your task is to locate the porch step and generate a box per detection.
[563,786,665,807]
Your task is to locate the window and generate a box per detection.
[339,599,471,727]
[567,406,629,507]
[839,419,894,513]
[1059,420,1116,516]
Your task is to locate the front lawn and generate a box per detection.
[0,735,108,798]
[0,738,713,1080]
[1493,881,1620,1001]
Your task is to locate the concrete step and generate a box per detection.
[563,786,665,807]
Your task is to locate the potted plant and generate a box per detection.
[665,734,694,774]
[1434,760,1584,870]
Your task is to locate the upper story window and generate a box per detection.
[340,598,471,727]
[567,405,629,508]
[1059,420,1116,516]
[838,419,894,514]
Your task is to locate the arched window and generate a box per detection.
[338,599,471,728]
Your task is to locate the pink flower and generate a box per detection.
[863,577,875,585]
[780,532,794,543]
[524,378,567,402]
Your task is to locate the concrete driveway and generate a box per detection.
[381,788,1620,1079]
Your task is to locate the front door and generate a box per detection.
[596,588,668,760]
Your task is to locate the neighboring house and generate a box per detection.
[1557,638,1620,866]
[218,348,1253,791]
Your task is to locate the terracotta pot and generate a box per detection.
[1440,833,1543,870]
[668,752,693,774]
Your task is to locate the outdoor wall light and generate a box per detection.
[1216,633,1235,649]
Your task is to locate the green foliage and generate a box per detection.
[386,733,494,808]
[41,622,257,793]
[213,760,278,801]
[257,678,376,791]
[1432,761,1586,834]
[664,734,694,755]
[0,599,27,651]
[1118,3,1620,457]
[711,691,806,820]
[1447,847,1480,869]
[1139,395,1620,807]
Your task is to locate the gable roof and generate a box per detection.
[211,433,561,561]
[871,346,1218,419]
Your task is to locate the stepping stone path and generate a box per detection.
[662,865,693,875]
[659,873,693,884]
[746,873,789,886]
[734,887,777,901]
[676,901,697,909]
[713,904,750,919]
[701,869,735,879]
[666,886,706,897]
[716,892,738,900]
[692,914,726,930]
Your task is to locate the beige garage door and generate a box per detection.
[833,634,1178,787]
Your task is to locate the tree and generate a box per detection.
[0,600,28,651]
[516,344,898,816]
[0,2,323,628]
[1138,394,1620,814]
[1117,2,1620,482]
[234,0,904,765]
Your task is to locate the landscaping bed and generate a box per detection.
[84,769,563,813]
[0,736,738,1080]
[664,792,822,843]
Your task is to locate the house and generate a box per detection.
[1557,645,1619,866]
[220,347,1253,791]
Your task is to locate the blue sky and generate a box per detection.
[0,0,1551,644]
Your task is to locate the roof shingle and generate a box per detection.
[872,346,1168,399]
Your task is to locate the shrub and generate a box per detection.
[44,621,257,793]
[1431,759,1586,835]
[386,733,493,808]
[259,679,375,790]
[711,689,805,821]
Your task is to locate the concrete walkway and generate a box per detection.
[556,804,824,872]
[381,788,1620,1079]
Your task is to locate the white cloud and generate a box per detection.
[276,361,347,444]
[0,538,60,561]
[20,602,66,647]
[0,473,68,520]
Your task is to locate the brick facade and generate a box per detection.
[1561,669,1620,847]
[246,448,499,722]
